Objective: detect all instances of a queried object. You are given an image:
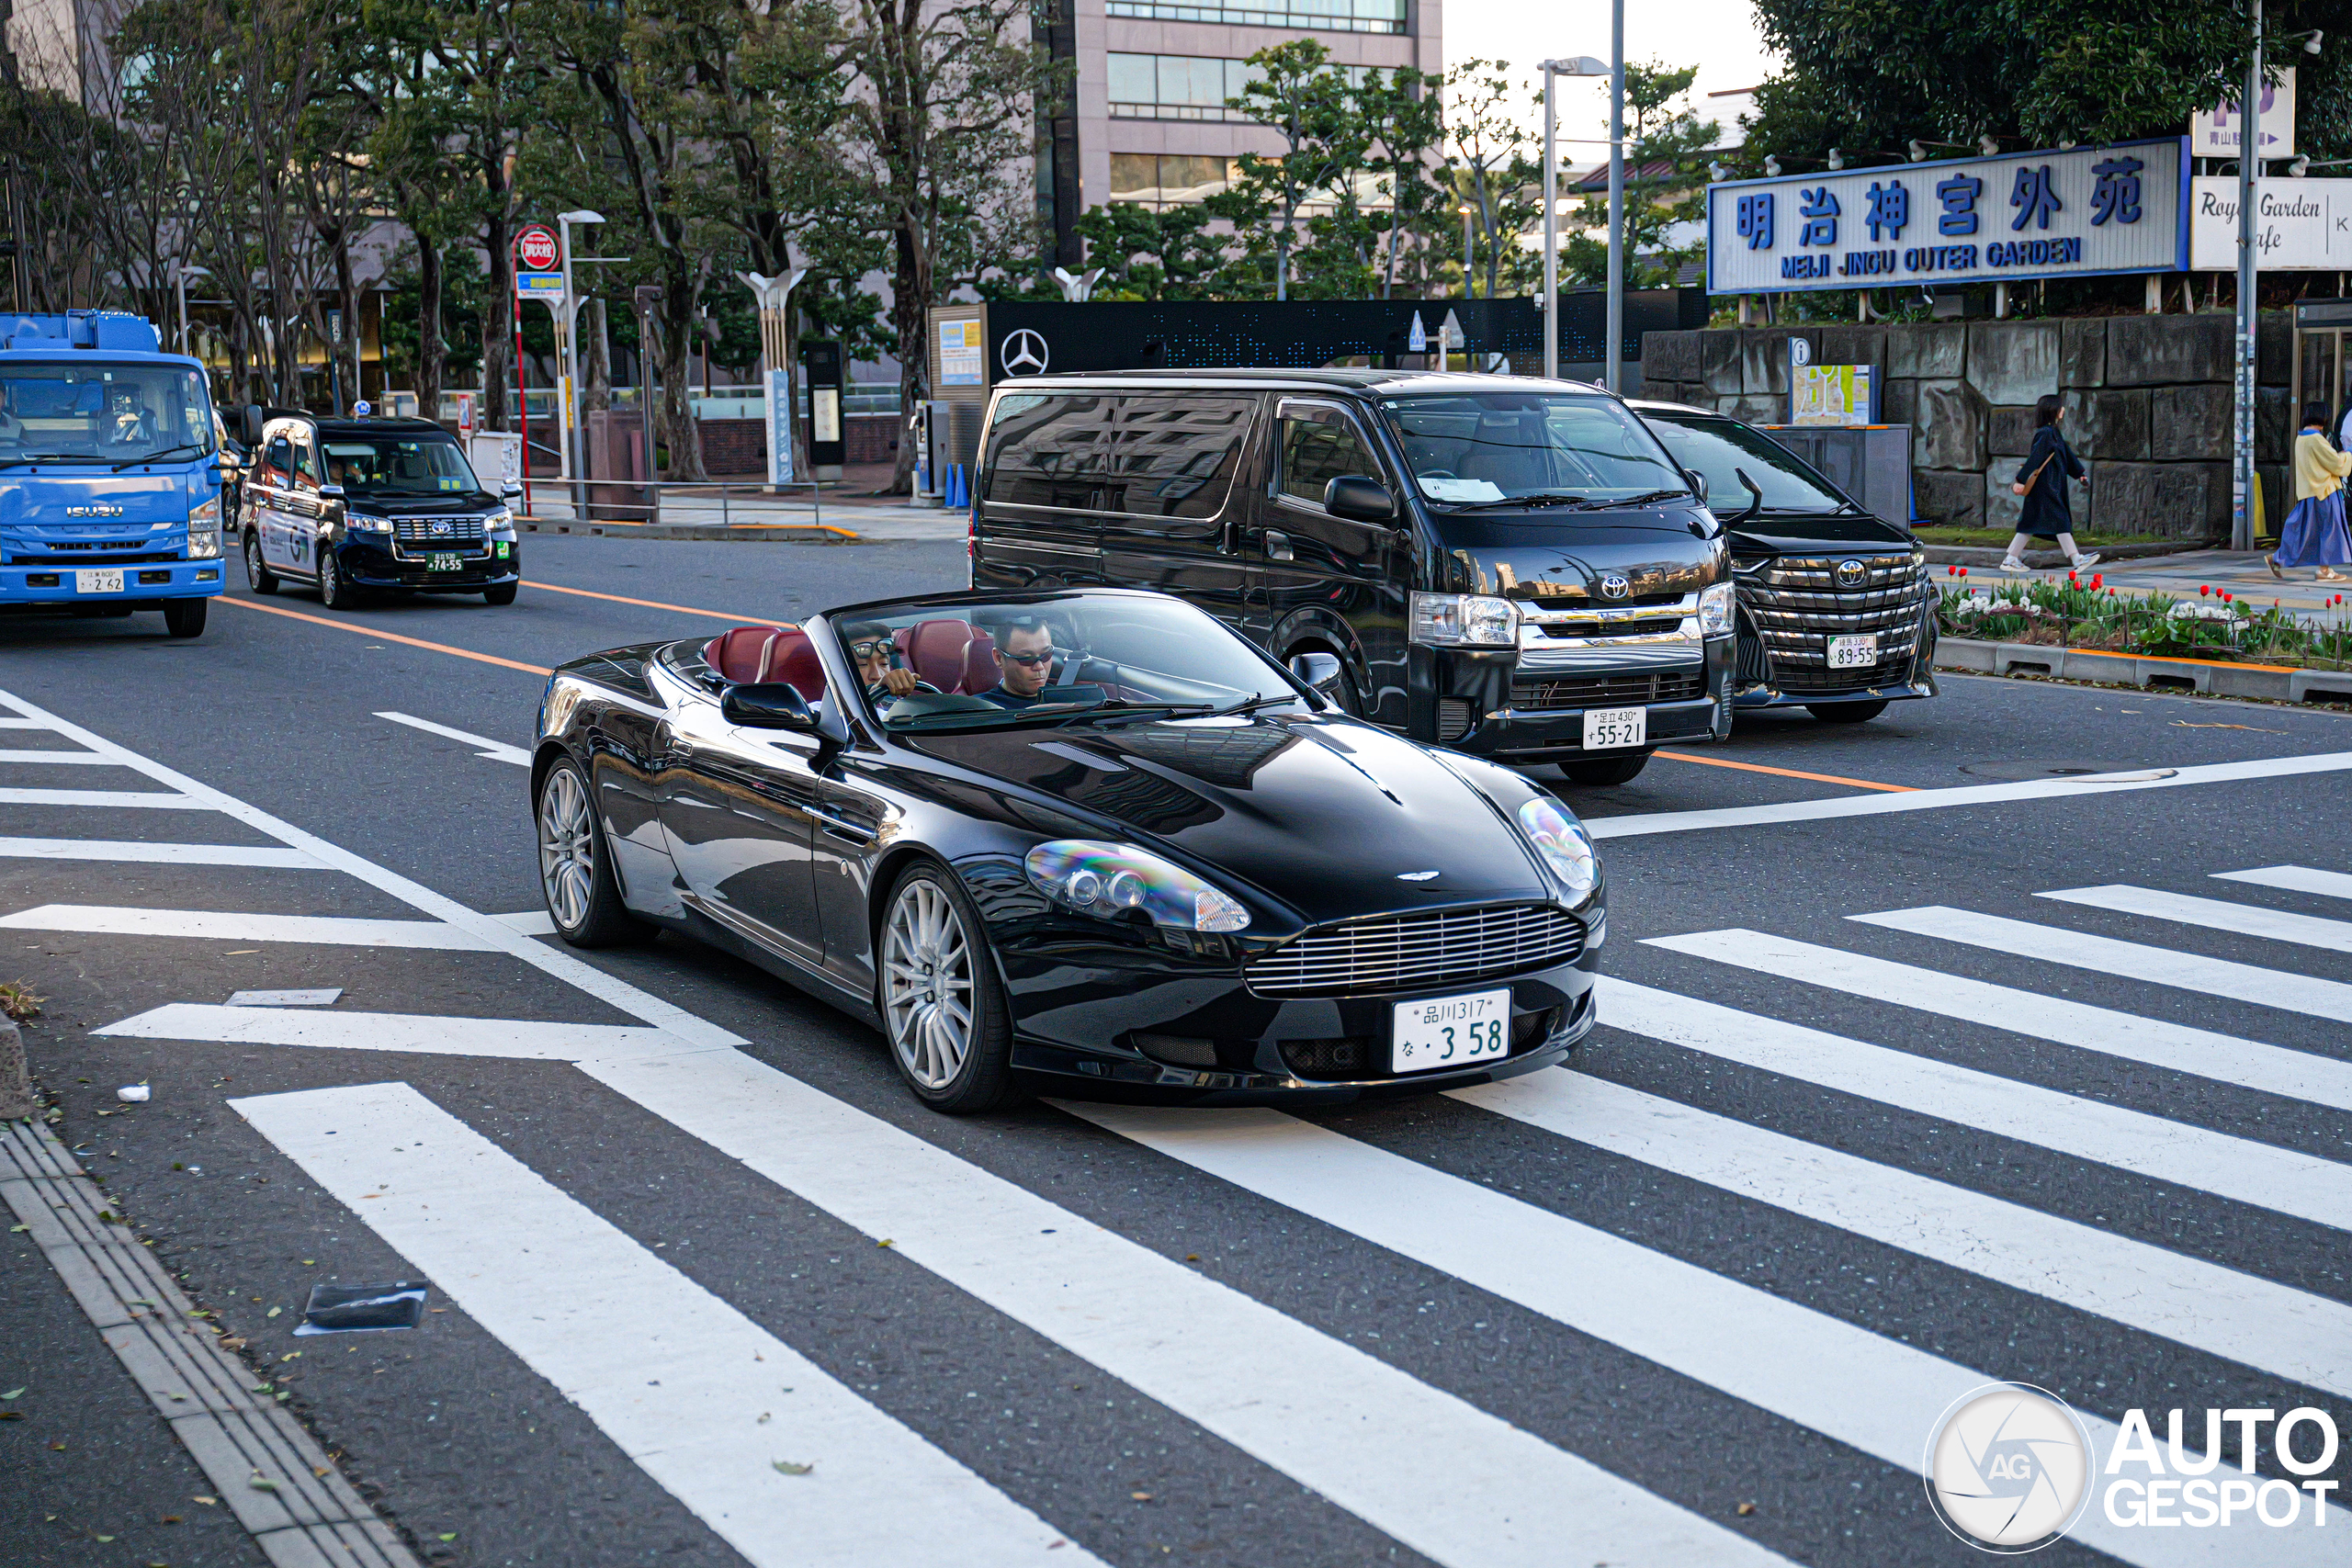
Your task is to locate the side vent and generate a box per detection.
[1436,698,1474,741]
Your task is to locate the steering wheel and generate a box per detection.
[867,678,942,702]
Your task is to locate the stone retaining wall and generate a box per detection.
[1640,313,2296,539]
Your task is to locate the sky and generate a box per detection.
[1442,0,1781,166]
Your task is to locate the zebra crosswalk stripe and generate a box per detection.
[2216,864,2352,901]
[1852,906,2352,1025]
[2040,884,2352,955]
[1642,927,2352,1111]
[0,905,494,951]
[1455,1069,2352,1398]
[1591,972,2352,1230]
[0,836,321,867]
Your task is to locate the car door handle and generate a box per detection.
[1264,530,1294,562]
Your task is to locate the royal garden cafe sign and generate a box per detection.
[1707,138,2188,295]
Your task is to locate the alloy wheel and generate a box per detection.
[882,877,975,1089]
[537,767,595,931]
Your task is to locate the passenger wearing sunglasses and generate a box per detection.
[975,618,1060,709]
[843,621,929,712]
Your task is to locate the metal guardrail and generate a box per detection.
[516,476,854,536]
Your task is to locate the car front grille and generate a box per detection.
[12,550,181,565]
[1740,554,1928,685]
[391,517,487,552]
[1246,903,1585,998]
[1512,670,1707,710]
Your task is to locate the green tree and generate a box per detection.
[1357,65,1448,299]
[1211,38,1371,300]
[1563,60,1720,290]
[1441,60,1539,299]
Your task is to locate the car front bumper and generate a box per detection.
[1427,633,1736,761]
[6,560,225,603]
[337,538,520,591]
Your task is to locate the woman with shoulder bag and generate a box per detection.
[2001,395,2095,574]
[2272,401,2352,581]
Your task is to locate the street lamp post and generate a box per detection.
[2234,0,2262,551]
[740,269,808,495]
[1606,0,1626,394]
[170,263,209,357]
[556,209,604,517]
[1541,56,1611,382]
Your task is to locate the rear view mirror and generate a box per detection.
[502,481,525,500]
[1325,475,1396,524]
[722,682,819,730]
[242,404,264,447]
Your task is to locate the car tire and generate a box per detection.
[317,550,357,611]
[1560,751,1651,786]
[161,599,207,638]
[878,860,1019,1115]
[1807,700,1889,723]
[243,533,278,594]
[483,581,518,606]
[536,758,641,947]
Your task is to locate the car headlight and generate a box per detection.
[186,494,220,557]
[1023,840,1251,932]
[346,513,391,533]
[1411,592,1518,647]
[1699,581,1735,635]
[484,507,514,535]
[1516,796,1598,897]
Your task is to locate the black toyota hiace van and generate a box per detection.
[969,368,1733,785]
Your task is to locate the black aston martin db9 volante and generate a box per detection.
[530,589,1605,1112]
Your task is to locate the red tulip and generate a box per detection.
[1957,567,1968,578]
[2090,574,2103,589]
[2199,583,2211,596]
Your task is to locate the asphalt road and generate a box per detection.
[3,536,2349,1568]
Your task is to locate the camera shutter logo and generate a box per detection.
[1923,1382,2093,1552]
[1001,329,1050,377]
[1597,573,1631,600]
[1836,558,1868,588]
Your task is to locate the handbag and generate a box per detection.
[2011,448,2058,498]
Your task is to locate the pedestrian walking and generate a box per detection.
[2271,401,2352,582]
[2001,395,2097,574]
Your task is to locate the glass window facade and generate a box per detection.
[1108,153,1243,209]
[1107,0,1405,33]
[1108,53,1261,120]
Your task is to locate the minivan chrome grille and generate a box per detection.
[1740,553,1928,686]
[1245,904,1584,998]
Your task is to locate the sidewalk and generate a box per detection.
[1964,548,2352,626]
[517,490,969,545]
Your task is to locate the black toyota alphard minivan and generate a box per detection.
[969,368,1733,786]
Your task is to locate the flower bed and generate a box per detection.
[1935,568,2352,669]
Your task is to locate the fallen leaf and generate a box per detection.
[162,1515,182,1524]
[1132,1492,1153,1501]
[876,1238,894,1248]
[280,1352,300,1362]
[191,1496,218,1506]
[219,1337,246,1349]
[2,1386,24,1399]
[50,1439,65,1450]
[266,1306,281,1317]
[1183,1255,1199,1262]
[226,950,259,955]
[302,1260,314,1266]
[249,1476,278,1492]
[2170,720,2279,731]
[93,1535,114,1543]
[773,1461,814,1475]
[8,1224,24,1232]
[0,1411,21,1420]
[1736,1502,1758,1517]
[437,1534,457,1542]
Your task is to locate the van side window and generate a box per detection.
[265,435,293,479]
[290,434,321,490]
[1111,397,1254,518]
[983,395,1117,509]
[1278,413,1377,508]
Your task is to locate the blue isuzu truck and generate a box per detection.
[1,310,228,637]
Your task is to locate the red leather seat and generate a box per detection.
[703,624,824,701]
[907,619,980,693]
[960,628,1001,694]
[767,631,825,701]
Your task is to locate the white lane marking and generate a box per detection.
[98,1004,683,1059]
[1645,929,2352,1112]
[1855,907,2352,1026]
[376,712,532,767]
[233,1082,1096,1568]
[492,909,558,935]
[1069,1103,2311,1568]
[224,988,344,1008]
[0,687,739,1049]
[0,787,211,809]
[1591,975,2352,1230]
[2218,864,2352,901]
[1457,1070,2352,1399]
[0,905,492,951]
[0,716,55,728]
[2041,884,2352,955]
[1583,750,2352,839]
[0,836,320,868]
[0,748,115,764]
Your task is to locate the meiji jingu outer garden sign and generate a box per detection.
[1707,138,2188,295]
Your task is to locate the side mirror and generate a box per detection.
[242,404,264,447]
[502,481,525,500]
[1325,474,1396,524]
[319,483,345,501]
[721,682,819,730]
[1689,470,1709,504]
[1287,650,1345,706]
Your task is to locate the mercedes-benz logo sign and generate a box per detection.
[1835,558,1868,588]
[1001,329,1049,376]
[1596,573,1631,600]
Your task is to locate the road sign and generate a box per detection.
[514,225,560,273]
[1407,312,1429,353]
[1439,310,1464,350]
[515,273,566,300]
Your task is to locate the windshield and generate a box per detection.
[1382,392,1689,505]
[319,434,481,496]
[836,595,1301,731]
[1642,411,1848,513]
[0,361,215,465]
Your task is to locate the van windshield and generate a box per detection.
[1641,411,1849,513]
[1382,392,1689,506]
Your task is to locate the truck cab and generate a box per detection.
[0,311,228,637]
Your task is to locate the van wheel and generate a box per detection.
[1807,700,1888,723]
[243,533,278,594]
[162,599,208,637]
[1561,751,1651,786]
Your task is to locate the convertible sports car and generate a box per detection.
[530,588,1606,1112]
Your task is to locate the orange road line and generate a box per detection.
[525,580,780,623]
[215,595,555,677]
[1652,750,1917,792]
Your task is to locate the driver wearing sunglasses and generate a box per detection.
[844,621,923,712]
[975,616,1060,709]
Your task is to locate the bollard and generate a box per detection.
[0,1018,32,1120]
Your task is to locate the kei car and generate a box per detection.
[530,588,1606,1113]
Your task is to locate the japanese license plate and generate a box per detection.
[1581,705,1646,750]
[74,569,125,593]
[1391,987,1511,1075]
[1827,634,1879,670]
[427,553,462,572]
